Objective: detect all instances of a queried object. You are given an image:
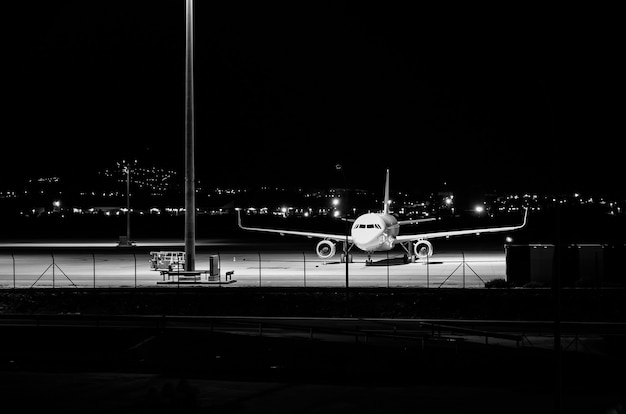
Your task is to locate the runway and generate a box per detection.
[0,238,507,289]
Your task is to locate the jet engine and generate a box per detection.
[414,240,433,258]
[316,240,337,259]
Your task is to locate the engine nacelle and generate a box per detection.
[414,240,434,259]
[316,240,337,259]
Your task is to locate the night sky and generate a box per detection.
[4,2,623,195]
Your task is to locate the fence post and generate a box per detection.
[52,254,55,289]
[426,253,429,288]
[386,251,390,288]
[12,253,15,289]
[134,253,137,288]
[303,252,306,288]
[92,253,96,288]
[258,251,262,288]
[462,252,466,288]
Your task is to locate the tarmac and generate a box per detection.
[0,238,507,289]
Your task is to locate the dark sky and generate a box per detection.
[4,2,623,195]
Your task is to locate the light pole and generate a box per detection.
[117,164,133,247]
[184,0,196,271]
[336,164,350,294]
[125,165,131,243]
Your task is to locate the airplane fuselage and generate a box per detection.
[351,213,399,252]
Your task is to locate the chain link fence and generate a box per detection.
[0,250,508,289]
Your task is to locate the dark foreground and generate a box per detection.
[1,287,626,320]
[0,288,625,413]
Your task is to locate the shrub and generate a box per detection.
[523,281,545,288]
[484,278,510,289]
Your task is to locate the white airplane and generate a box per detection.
[237,169,528,264]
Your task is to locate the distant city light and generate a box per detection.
[3,168,625,222]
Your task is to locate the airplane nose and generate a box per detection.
[354,230,383,251]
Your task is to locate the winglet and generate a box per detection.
[520,206,529,228]
[512,206,529,230]
[236,208,243,229]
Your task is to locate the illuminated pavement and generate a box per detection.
[0,239,507,289]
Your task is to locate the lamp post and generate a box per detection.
[184,0,196,271]
[336,164,350,294]
[125,165,131,243]
[117,164,133,247]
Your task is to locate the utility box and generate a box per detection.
[505,244,554,286]
[569,244,605,286]
[117,236,135,247]
[209,255,220,277]
[604,244,626,286]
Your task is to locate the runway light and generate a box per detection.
[475,205,484,213]
[332,198,340,206]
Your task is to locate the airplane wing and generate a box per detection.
[396,208,528,242]
[397,217,439,225]
[237,210,352,242]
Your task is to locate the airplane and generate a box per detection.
[237,169,528,264]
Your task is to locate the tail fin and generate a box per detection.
[383,169,390,214]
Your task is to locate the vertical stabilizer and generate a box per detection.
[383,169,390,214]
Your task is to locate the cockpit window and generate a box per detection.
[356,223,382,229]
